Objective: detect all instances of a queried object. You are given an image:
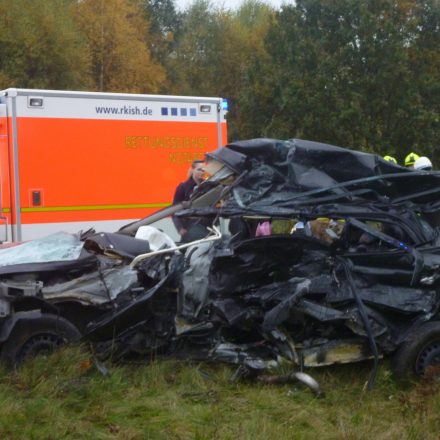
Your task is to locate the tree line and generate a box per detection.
[1,0,439,163]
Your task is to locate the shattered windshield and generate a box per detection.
[0,232,84,266]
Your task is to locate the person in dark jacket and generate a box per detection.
[172,160,205,239]
[173,160,205,205]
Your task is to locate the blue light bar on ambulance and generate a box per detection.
[222,99,229,111]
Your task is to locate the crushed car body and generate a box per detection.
[1,138,440,385]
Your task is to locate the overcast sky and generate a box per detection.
[174,0,292,11]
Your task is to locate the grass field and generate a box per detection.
[0,346,439,439]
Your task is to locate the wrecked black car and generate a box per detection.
[1,138,440,386]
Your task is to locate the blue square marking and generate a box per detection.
[190,108,197,116]
[171,108,178,116]
[180,108,187,116]
[161,107,168,116]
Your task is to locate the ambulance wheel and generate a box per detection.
[0,314,81,368]
[392,321,440,379]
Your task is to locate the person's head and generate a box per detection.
[414,156,433,171]
[383,155,397,165]
[404,152,420,168]
[191,160,205,184]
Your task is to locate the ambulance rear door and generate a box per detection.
[0,93,13,242]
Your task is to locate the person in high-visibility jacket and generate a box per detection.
[383,155,398,164]
[404,152,420,168]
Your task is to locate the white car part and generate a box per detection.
[130,225,222,269]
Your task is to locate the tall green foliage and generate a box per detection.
[0,0,91,89]
[74,0,165,93]
[239,0,440,160]
[142,0,183,63]
[409,0,440,159]
[166,0,218,95]
[168,0,273,139]
[141,0,184,92]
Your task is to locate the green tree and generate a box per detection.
[168,0,273,139]
[141,0,183,92]
[0,0,91,89]
[239,0,440,161]
[408,0,440,160]
[74,0,165,93]
[223,1,275,139]
[166,0,216,95]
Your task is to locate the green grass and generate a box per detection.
[0,347,439,439]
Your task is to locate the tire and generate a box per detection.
[0,313,81,368]
[392,321,440,380]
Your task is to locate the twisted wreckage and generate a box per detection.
[1,138,440,388]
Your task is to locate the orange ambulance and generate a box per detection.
[0,89,228,242]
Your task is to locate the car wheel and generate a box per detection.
[392,321,440,379]
[0,313,81,367]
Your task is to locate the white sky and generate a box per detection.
[175,0,291,11]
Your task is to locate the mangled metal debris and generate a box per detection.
[257,371,324,397]
[1,138,440,389]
